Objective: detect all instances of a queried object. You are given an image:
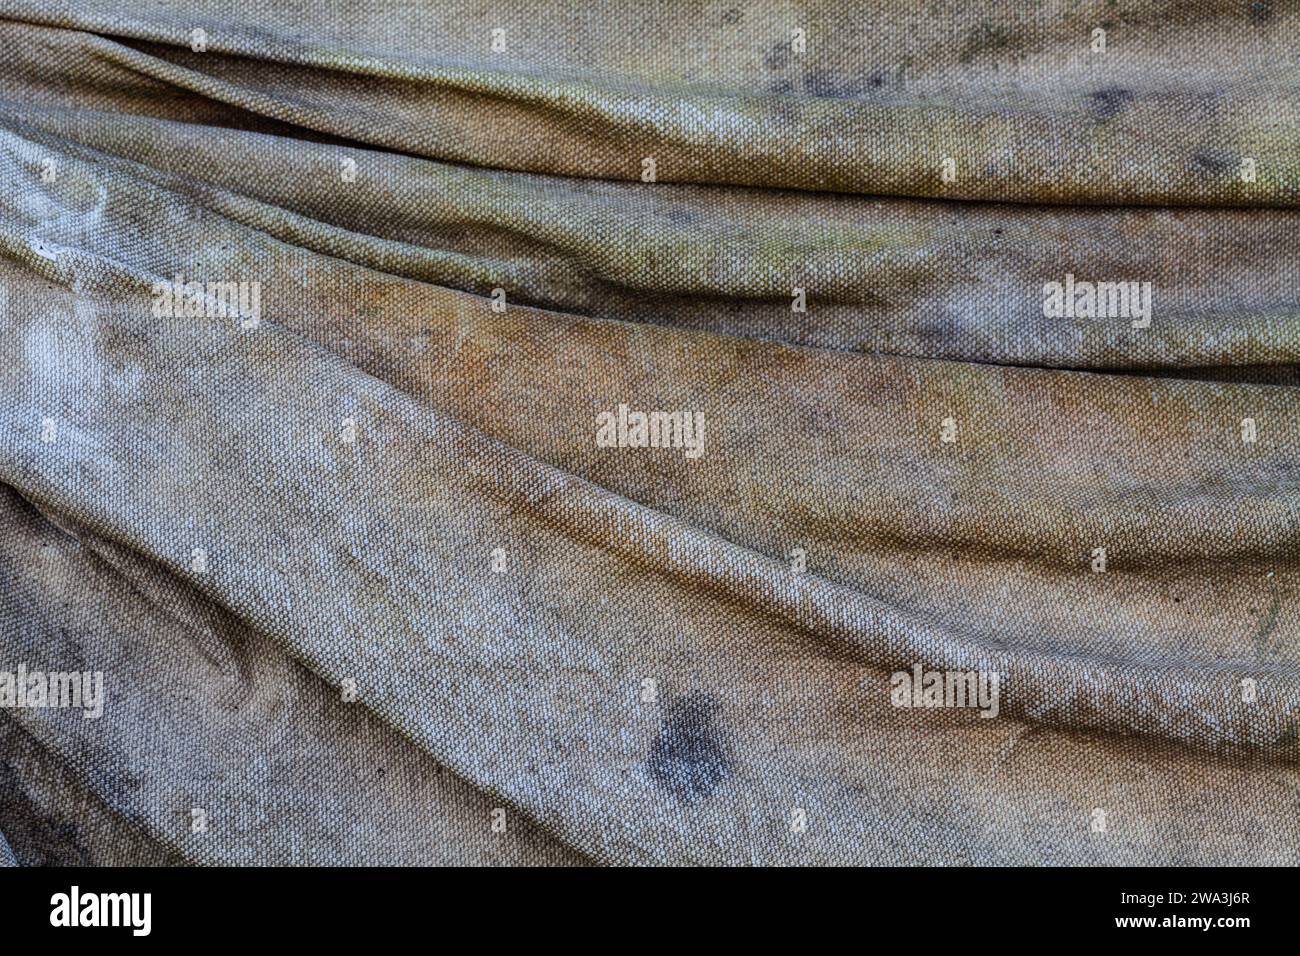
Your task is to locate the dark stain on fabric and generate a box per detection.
[666,206,700,226]
[1275,712,1299,749]
[805,70,856,99]
[958,21,1015,64]
[1253,587,1287,659]
[763,41,791,72]
[647,691,733,800]
[1192,150,1234,175]
[1250,1,1274,24]
[1088,86,1136,120]
[0,759,92,865]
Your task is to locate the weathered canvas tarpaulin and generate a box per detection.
[0,0,1296,866]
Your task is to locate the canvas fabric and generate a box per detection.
[0,1,1296,865]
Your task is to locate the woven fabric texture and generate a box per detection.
[0,1,1296,866]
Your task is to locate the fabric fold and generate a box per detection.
[0,4,1295,204]
[1,106,1295,372]
[0,1,1296,867]
[1,255,1297,863]
[0,485,587,865]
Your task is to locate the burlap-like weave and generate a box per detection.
[0,1,1296,865]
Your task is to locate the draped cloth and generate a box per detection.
[0,0,1296,865]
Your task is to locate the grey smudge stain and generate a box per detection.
[1253,586,1289,659]
[0,757,91,865]
[763,41,791,72]
[1192,150,1234,175]
[1088,86,1136,120]
[805,69,856,100]
[1250,1,1274,24]
[647,692,733,800]
[958,21,1015,65]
